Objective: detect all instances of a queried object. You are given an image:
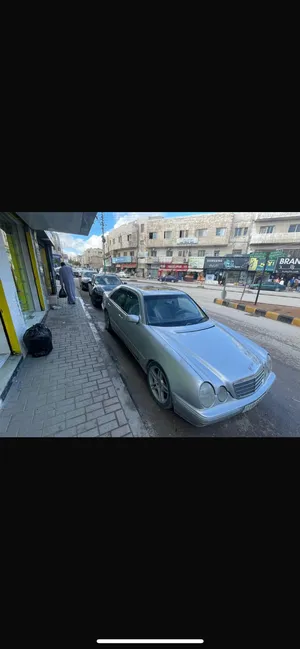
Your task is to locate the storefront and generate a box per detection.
[204,255,250,283]
[112,257,137,274]
[274,250,300,281]
[248,250,284,283]
[158,263,189,280]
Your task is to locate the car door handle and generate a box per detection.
[118,313,124,319]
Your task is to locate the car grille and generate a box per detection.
[234,367,265,400]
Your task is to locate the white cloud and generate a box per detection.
[58,232,107,256]
[112,212,165,229]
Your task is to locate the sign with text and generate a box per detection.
[204,255,249,271]
[160,263,189,271]
[177,237,198,245]
[275,249,300,272]
[189,257,205,269]
[249,250,283,273]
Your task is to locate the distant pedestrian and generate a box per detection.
[59,262,76,304]
[280,278,285,286]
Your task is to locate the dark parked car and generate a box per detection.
[80,270,96,290]
[89,274,123,307]
[158,275,179,283]
[249,283,286,292]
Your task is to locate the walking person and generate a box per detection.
[59,262,76,304]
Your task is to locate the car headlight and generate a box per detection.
[217,386,228,403]
[199,382,216,409]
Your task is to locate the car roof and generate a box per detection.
[124,283,184,297]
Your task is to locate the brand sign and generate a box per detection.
[176,237,198,245]
[204,255,250,271]
[249,250,284,273]
[112,256,132,263]
[160,263,189,271]
[188,256,205,269]
[276,249,300,272]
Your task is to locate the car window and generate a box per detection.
[123,291,140,316]
[144,294,208,327]
[94,277,106,285]
[83,271,94,277]
[100,275,121,286]
[110,288,128,310]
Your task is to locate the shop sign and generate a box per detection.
[276,249,300,272]
[112,256,132,263]
[160,263,189,271]
[138,252,148,258]
[121,263,136,268]
[189,256,205,269]
[204,255,250,271]
[249,250,283,273]
[177,237,198,245]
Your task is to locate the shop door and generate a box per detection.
[0,213,34,313]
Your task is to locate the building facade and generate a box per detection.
[81,248,103,270]
[0,212,96,402]
[104,212,300,279]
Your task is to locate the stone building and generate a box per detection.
[104,212,300,278]
[81,247,103,270]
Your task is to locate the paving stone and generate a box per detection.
[108,386,117,398]
[77,419,98,435]
[104,403,124,414]
[73,397,93,409]
[92,388,108,399]
[54,427,77,437]
[97,377,113,386]
[116,409,127,427]
[77,429,100,437]
[110,424,131,437]
[86,401,109,414]
[65,389,83,398]
[43,421,66,436]
[96,412,116,426]
[0,415,12,434]
[47,392,68,405]
[65,414,86,429]
[98,419,120,435]
[102,397,120,408]
[87,408,104,421]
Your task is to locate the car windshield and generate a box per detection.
[83,271,94,278]
[95,275,121,286]
[144,294,208,327]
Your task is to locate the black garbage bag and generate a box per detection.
[23,323,53,357]
[59,287,67,298]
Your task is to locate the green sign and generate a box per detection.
[249,250,284,273]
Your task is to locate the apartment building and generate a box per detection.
[81,247,103,269]
[104,212,300,278]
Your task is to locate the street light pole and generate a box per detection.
[100,212,106,272]
[255,251,270,306]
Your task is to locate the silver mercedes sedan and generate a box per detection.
[103,284,276,427]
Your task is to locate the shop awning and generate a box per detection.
[16,212,96,236]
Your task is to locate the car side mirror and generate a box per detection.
[123,282,127,285]
[127,314,140,324]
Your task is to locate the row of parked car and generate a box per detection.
[77,272,276,429]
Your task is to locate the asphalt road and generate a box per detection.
[77,280,300,437]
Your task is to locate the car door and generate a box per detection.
[107,288,129,340]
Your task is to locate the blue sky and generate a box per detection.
[59,212,215,256]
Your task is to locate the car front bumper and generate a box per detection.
[172,372,276,427]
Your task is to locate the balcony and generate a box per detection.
[250,232,300,246]
[254,212,300,222]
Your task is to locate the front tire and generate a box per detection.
[104,309,112,332]
[147,362,172,409]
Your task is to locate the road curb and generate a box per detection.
[214,298,300,327]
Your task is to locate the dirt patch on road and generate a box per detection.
[231,300,300,318]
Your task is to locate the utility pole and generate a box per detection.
[99,212,106,272]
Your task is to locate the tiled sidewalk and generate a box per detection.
[0,298,147,437]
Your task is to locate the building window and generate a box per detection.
[188,250,192,256]
[113,239,115,245]
[149,232,157,239]
[196,229,208,237]
[234,249,242,255]
[288,224,300,232]
[216,228,226,236]
[214,251,220,257]
[151,249,157,257]
[234,228,242,237]
[130,251,134,257]
[164,231,172,239]
[260,226,274,234]
[110,240,112,246]
[118,236,122,243]
[141,224,144,233]
[178,250,183,257]
[127,234,132,242]
[166,249,173,257]
[244,227,248,235]
[198,249,206,257]
[180,230,189,238]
